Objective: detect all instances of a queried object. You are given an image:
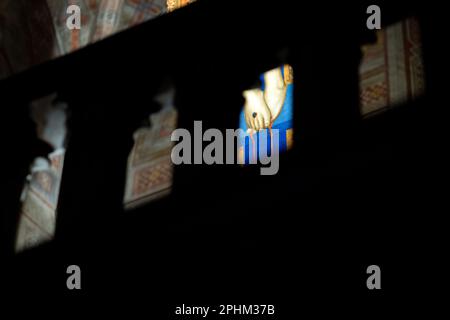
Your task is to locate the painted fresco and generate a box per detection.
[239,65,294,164]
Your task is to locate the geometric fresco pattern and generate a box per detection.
[124,105,177,209]
[16,151,65,252]
[359,17,425,116]
[133,159,173,196]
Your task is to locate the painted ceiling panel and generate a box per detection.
[0,0,196,79]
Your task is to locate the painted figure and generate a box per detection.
[240,65,294,163]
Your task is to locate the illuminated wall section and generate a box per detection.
[167,0,196,12]
[15,95,67,253]
[239,65,294,164]
[123,94,178,209]
[15,151,65,252]
[359,17,425,116]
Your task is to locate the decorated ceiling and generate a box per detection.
[0,0,196,79]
